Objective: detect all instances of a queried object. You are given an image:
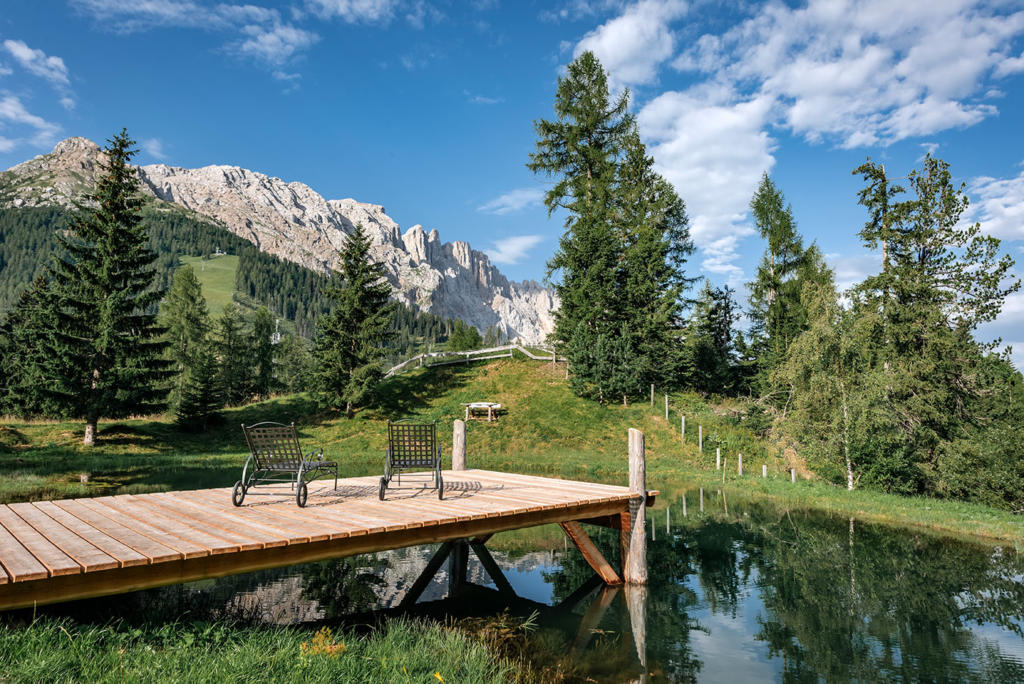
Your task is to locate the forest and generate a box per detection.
[532,51,1023,510]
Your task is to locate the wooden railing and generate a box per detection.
[383,344,566,379]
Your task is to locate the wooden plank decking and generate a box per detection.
[0,469,645,611]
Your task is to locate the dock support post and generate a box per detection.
[625,584,649,680]
[453,420,466,471]
[448,539,469,597]
[626,428,648,585]
[400,541,454,607]
[469,539,516,596]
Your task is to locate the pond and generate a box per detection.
[16,485,1024,683]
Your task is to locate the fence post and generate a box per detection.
[650,384,654,407]
[716,448,720,470]
[664,394,668,420]
[626,428,648,585]
[791,468,796,483]
[762,464,767,478]
[453,420,466,471]
[738,453,743,476]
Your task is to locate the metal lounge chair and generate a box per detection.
[235,422,337,508]
[380,419,443,500]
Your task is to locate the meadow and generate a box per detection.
[2,355,1021,543]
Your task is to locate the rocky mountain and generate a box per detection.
[2,137,557,343]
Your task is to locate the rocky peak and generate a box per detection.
[2,137,558,343]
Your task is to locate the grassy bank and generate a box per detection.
[1,356,1021,542]
[0,617,511,683]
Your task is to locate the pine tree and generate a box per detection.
[214,304,251,406]
[681,282,740,395]
[175,344,222,431]
[528,51,632,353]
[276,333,312,393]
[162,265,210,407]
[251,306,275,400]
[45,129,171,445]
[745,173,808,390]
[0,277,65,417]
[312,223,396,418]
[614,127,695,391]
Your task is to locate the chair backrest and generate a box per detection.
[387,420,438,468]
[242,422,304,471]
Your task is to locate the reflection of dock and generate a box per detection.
[0,469,654,610]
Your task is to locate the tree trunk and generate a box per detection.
[839,379,853,491]
[345,401,353,419]
[83,416,98,447]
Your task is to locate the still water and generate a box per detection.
[25,477,1024,683]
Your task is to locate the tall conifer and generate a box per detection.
[162,265,210,407]
[251,306,275,400]
[214,304,251,406]
[46,130,171,445]
[312,223,395,418]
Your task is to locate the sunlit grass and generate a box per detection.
[1,357,1021,541]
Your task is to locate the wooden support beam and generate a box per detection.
[469,541,516,596]
[554,575,604,615]
[559,521,622,585]
[400,541,453,608]
[571,584,620,656]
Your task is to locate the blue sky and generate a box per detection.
[1,0,1024,355]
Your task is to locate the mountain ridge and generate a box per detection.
[2,137,557,343]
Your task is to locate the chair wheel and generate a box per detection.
[379,477,387,501]
[296,481,308,508]
[232,480,246,507]
[438,475,444,500]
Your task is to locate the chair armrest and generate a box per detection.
[305,448,324,461]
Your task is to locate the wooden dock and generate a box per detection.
[0,469,653,611]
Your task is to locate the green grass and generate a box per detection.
[2,357,1021,542]
[0,617,511,683]
[180,254,238,315]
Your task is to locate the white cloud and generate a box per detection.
[0,65,11,78]
[484,235,545,265]
[231,23,320,67]
[637,84,776,278]
[673,0,1024,148]
[72,0,319,78]
[465,90,503,105]
[59,97,76,111]
[569,0,1024,281]
[2,40,69,86]
[405,0,444,29]
[0,95,63,149]
[477,187,546,215]
[574,0,686,91]
[968,166,1024,241]
[825,251,882,292]
[141,138,168,160]
[306,0,398,23]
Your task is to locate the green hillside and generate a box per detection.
[1,356,1019,542]
[179,254,239,315]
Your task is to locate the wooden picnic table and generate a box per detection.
[461,402,501,422]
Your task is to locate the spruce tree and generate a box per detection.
[45,129,171,445]
[528,51,631,352]
[162,265,210,407]
[614,127,695,391]
[745,173,808,390]
[276,333,313,394]
[0,277,65,417]
[251,306,275,400]
[312,223,395,418]
[681,282,740,395]
[175,344,222,431]
[214,304,251,406]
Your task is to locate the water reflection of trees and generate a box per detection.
[683,500,1024,683]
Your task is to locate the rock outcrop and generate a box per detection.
[2,138,557,342]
